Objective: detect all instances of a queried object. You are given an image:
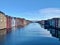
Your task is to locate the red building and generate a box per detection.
[6,15,12,32]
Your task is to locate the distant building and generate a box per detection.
[11,17,16,27]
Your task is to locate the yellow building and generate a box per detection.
[0,11,6,29]
[0,29,6,35]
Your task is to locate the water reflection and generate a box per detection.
[0,23,60,45]
[40,24,60,41]
[47,29,60,41]
[0,25,27,45]
[0,29,6,45]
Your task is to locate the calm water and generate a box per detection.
[0,23,60,45]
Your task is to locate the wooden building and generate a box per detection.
[0,11,6,29]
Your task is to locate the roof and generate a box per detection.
[0,11,5,15]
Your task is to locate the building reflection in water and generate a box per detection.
[0,29,6,45]
[0,24,28,45]
[40,24,60,41]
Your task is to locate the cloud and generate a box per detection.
[16,8,60,20]
[26,8,60,20]
[39,8,60,14]
[39,8,60,20]
[18,12,42,20]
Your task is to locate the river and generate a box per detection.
[0,23,60,45]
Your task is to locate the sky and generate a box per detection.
[0,0,60,20]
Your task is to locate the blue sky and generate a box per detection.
[0,0,60,20]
